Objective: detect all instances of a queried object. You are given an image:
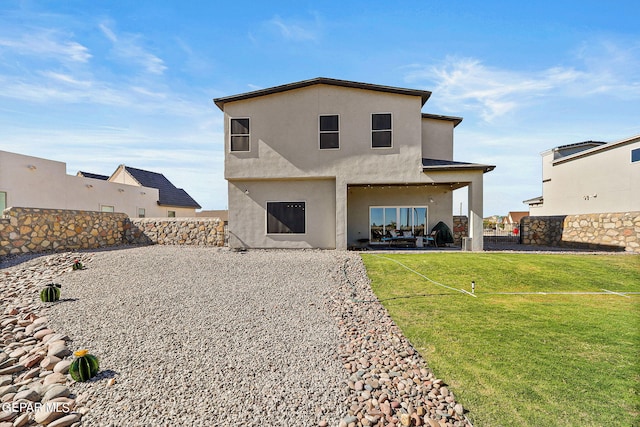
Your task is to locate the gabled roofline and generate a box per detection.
[421,113,463,127]
[107,164,143,186]
[213,77,432,111]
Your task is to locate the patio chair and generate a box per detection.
[425,230,438,247]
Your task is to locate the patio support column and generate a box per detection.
[467,173,484,251]
[335,179,348,250]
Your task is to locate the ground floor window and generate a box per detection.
[267,201,305,234]
[168,211,176,217]
[0,191,6,213]
[138,208,146,218]
[100,205,114,213]
[370,206,427,243]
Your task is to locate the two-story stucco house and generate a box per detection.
[214,78,494,250]
[524,135,640,215]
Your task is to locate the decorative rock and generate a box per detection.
[12,412,30,427]
[43,373,67,386]
[0,377,11,387]
[48,414,81,427]
[0,365,24,375]
[40,356,61,371]
[42,385,70,402]
[12,388,40,402]
[53,360,71,374]
[0,386,17,399]
[33,407,65,425]
[454,404,464,415]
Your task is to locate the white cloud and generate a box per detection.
[267,14,320,42]
[0,30,91,63]
[269,16,318,41]
[405,38,640,122]
[99,22,167,75]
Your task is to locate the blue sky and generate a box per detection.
[1,1,638,215]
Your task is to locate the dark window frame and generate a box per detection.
[371,113,392,148]
[230,117,250,152]
[319,114,340,150]
[266,201,306,234]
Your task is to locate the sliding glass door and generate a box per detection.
[369,206,427,243]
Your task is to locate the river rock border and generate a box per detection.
[0,252,95,427]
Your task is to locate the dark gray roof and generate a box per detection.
[421,113,463,127]
[422,158,495,173]
[214,77,432,110]
[77,171,109,180]
[123,166,201,209]
[556,140,606,150]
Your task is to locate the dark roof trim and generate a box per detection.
[77,171,109,180]
[422,158,495,173]
[555,140,606,151]
[213,77,432,111]
[523,196,543,205]
[553,135,640,165]
[421,113,463,127]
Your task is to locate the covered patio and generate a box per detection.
[343,159,494,251]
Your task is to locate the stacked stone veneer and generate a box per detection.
[520,211,640,253]
[1,207,225,257]
[126,218,225,246]
[452,215,468,246]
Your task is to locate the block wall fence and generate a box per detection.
[520,211,640,253]
[0,207,225,257]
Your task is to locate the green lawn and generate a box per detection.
[361,253,640,427]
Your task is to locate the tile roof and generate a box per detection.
[123,166,201,209]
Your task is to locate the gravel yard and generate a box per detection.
[46,247,352,426]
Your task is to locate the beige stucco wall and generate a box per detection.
[421,118,454,160]
[228,179,336,249]
[346,185,453,245]
[534,139,640,215]
[224,84,429,183]
[0,151,192,218]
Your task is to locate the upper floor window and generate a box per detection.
[632,148,640,163]
[230,118,250,152]
[372,113,392,148]
[319,115,339,149]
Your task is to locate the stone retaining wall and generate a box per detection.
[520,211,640,253]
[1,207,225,257]
[452,216,468,246]
[1,207,128,256]
[126,218,225,246]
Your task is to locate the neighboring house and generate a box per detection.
[502,211,528,231]
[108,165,201,217]
[214,77,494,250]
[524,135,640,215]
[0,150,200,218]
